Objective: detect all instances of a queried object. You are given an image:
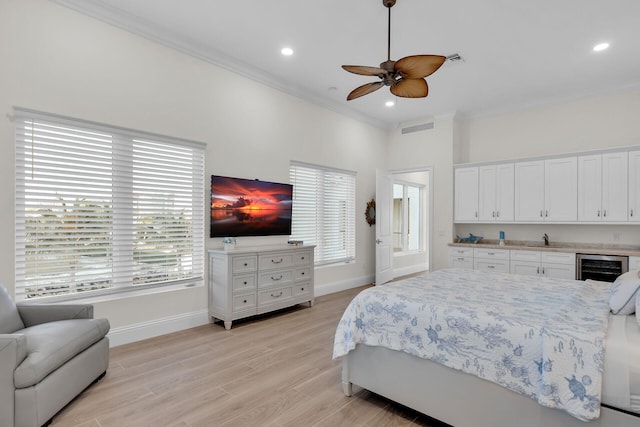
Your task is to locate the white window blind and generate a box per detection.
[14,108,205,301]
[289,161,356,266]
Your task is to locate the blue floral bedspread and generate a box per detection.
[333,268,612,421]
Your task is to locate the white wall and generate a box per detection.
[0,1,387,338]
[387,116,456,271]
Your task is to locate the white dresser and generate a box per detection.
[208,245,315,329]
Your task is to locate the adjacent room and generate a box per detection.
[2,1,640,426]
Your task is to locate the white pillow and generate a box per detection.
[609,270,640,315]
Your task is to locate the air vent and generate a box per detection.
[401,122,434,134]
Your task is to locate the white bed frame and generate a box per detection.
[342,344,639,427]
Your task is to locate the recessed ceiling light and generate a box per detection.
[385,101,395,107]
[281,47,294,56]
[593,42,609,52]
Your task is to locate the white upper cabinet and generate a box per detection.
[578,153,628,222]
[514,158,577,222]
[628,151,640,222]
[478,163,514,221]
[454,167,479,221]
[514,161,545,221]
[544,157,577,221]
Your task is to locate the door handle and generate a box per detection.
[375,239,383,244]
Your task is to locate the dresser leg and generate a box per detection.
[309,299,315,307]
[224,321,232,330]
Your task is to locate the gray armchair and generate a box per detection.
[0,284,110,427]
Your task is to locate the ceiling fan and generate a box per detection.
[342,0,445,101]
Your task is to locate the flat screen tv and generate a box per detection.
[210,175,293,238]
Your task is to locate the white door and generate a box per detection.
[454,167,479,221]
[514,161,545,221]
[545,157,577,221]
[602,151,628,221]
[375,169,394,285]
[629,151,640,222]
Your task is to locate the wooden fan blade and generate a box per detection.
[394,55,446,79]
[390,78,429,98]
[347,81,385,100]
[342,65,387,76]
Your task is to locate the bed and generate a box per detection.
[333,268,640,427]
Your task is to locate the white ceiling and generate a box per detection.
[52,0,640,129]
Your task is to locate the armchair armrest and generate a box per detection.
[0,334,27,426]
[17,303,94,327]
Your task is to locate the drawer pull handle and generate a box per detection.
[488,265,495,269]
[301,272,305,276]
[243,263,248,267]
[243,281,248,285]
[301,256,305,260]
[271,275,283,281]
[271,258,284,264]
[243,299,247,303]
[301,287,304,291]
[271,291,283,298]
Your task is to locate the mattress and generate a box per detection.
[603,313,640,413]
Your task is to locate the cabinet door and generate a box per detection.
[542,263,576,280]
[510,260,540,276]
[514,161,545,221]
[577,155,602,221]
[478,166,497,221]
[454,167,479,221]
[545,157,577,221]
[496,163,514,221]
[629,151,640,222]
[602,152,628,222]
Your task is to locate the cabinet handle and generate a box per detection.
[457,257,465,261]
[545,210,548,217]
[492,211,496,218]
[542,267,545,275]
[488,265,495,269]
[243,299,247,303]
[488,252,495,255]
[244,263,248,267]
[475,211,478,218]
[301,272,305,276]
[243,281,248,285]
[271,275,284,281]
[537,267,540,274]
[496,211,500,218]
[271,258,284,264]
[603,209,607,217]
[301,256,305,260]
[540,210,543,218]
[271,291,283,298]
[631,209,634,217]
[597,210,601,217]
[301,287,305,291]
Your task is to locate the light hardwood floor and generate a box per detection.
[51,286,449,427]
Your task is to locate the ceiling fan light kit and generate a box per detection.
[342,0,445,101]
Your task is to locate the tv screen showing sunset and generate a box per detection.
[210,175,293,237]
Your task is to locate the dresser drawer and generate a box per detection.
[295,267,311,281]
[259,253,294,270]
[232,256,257,273]
[258,269,293,287]
[232,293,256,312]
[293,282,312,297]
[474,258,510,273]
[232,274,257,292]
[294,250,313,265]
[258,287,293,304]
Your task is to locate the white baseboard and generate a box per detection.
[107,309,209,347]
[108,275,375,347]
[393,263,429,279]
[314,274,374,297]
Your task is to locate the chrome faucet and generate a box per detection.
[543,233,549,246]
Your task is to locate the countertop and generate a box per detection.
[449,240,640,257]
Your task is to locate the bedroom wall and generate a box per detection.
[387,116,456,271]
[455,89,640,246]
[0,1,388,337]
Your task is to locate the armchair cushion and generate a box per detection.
[0,283,25,334]
[14,318,110,388]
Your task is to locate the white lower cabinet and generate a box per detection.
[629,256,640,270]
[510,250,576,279]
[449,246,576,279]
[473,248,510,273]
[449,247,474,269]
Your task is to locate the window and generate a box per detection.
[393,182,422,253]
[289,161,356,266]
[14,108,205,301]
